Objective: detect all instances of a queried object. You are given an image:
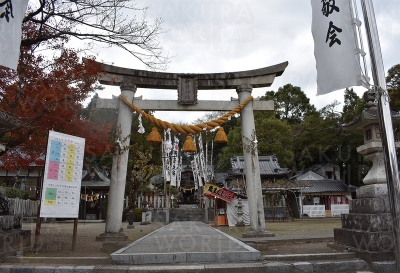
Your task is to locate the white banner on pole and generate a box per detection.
[191,160,199,190]
[198,134,208,182]
[162,130,172,182]
[0,0,29,70]
[194,154,203,187]
[177,156,182,187]
[170,136,179,187]
[40,131,85,218]
[311,0,366,95]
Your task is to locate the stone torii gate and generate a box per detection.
[94,61,288,240]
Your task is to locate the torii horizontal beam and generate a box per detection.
[96,96,274,111]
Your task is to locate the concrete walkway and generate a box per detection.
[111,221,260,265]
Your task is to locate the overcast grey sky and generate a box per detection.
[94,0,400,124]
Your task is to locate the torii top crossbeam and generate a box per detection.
[95,60,288,90]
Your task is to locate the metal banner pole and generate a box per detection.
[361,0,400,270]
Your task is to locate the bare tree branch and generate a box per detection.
[23,0,169,70]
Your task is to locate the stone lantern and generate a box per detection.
[235,198,245,227]
[333,91,400,262]
[342,105,399,185]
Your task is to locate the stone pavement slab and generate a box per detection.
[110,221,260,265]
[0,259,383,273]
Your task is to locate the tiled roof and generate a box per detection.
[295,171,325,181]
[288,162,340,181]
[81,166,110,188]
[300,180,357,193]
[81,180,110,188]
[229,155,290,176]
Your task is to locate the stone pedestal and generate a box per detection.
[333,184,395,261]
[140,210,151,225]
[96,232,128,242]
[242,230,275,238]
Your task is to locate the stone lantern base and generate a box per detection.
[333,184,395,261]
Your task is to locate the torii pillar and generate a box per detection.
[238,84,273,237]
[97,79,136,241]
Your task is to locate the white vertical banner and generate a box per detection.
[191,160,199,190]
[177,156,182,187]
[0,0,30,70]
[209,140,214,181]
[198,134,208,181]
[162,130,172,182]
[170,136,179,187]
[194,154,203,187]
[311,0,365,95]
[40,131,85,218]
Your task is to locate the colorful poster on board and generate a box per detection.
[40,131,85,218]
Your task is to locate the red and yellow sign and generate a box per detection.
[204,183,235,202]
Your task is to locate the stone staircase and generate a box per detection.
[170,205,205,222]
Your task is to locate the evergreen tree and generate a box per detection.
[387,64,400,112]
[261,84,316,125]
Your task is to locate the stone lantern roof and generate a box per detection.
[342,106,400,131]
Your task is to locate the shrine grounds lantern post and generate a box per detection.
[93,60,288,241]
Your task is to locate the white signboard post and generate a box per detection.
[35,131,85,252]
[40,131,85,218]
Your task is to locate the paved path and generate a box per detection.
[1,220,397,272]
[111,221,260,265]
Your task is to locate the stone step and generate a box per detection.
[0,259,379,272]
[264,252,356,261]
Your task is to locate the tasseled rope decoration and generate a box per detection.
[119,95,253,135]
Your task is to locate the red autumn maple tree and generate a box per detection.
[0,23,113,171]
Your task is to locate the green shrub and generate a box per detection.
[1,186,29,200]
[0,191,10,215]
[133,208,142,222]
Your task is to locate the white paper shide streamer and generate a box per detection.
[137,114,145,134]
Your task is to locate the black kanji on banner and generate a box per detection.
[326,21,342,47]
[0,0,13,22]
[321,0,339,17]
[321,0,342,47]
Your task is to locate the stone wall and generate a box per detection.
[0,215,22,231]
[0,215,31,254]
